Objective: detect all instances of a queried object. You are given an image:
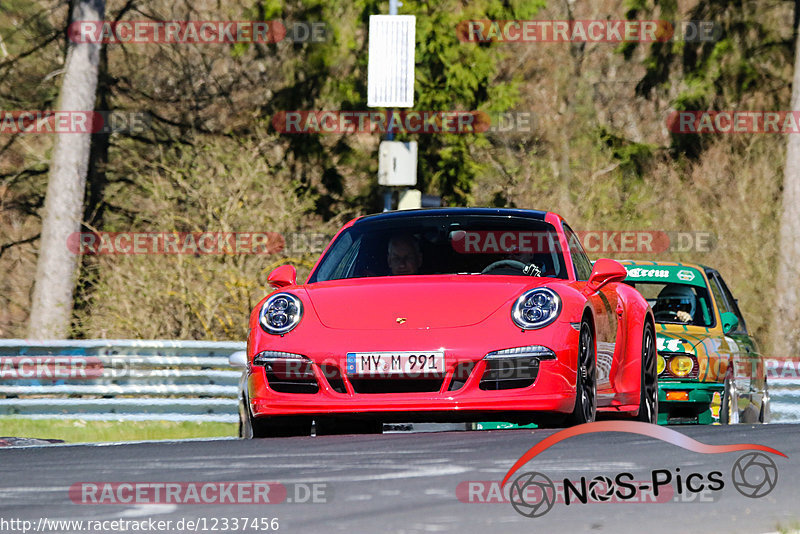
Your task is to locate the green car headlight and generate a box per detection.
[668,355,695,377]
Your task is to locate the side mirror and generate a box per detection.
[721,312,739,334]
[267,264,297,288]
[229,350,248,368]
[586,258,628,293]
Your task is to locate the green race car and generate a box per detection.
[621,261,769,425]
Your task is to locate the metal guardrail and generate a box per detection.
[0,339,244,422]
[1,339,798,424]
[768,378,800,422]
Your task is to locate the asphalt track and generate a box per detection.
[0,424,797,534]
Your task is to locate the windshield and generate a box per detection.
[625,281,716,328]
[309,215,568,283]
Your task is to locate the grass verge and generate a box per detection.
[0,417,237,444]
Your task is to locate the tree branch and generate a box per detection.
[0,234,40,260]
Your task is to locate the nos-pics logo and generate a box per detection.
[503,421,784,518]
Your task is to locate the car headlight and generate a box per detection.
[512,288,561,330]
[657,354,666,375]
[668,355,695,377]
[259,293,303,334]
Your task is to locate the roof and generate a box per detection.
[619,260,710,287]
[356,207,549,225]
[618,259,712,272]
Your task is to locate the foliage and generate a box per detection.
[409,0,544,204]
[622,0,794,156]
[0,0,793,351]
[74,134,323,340]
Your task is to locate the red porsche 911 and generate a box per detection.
[237,208,657,437]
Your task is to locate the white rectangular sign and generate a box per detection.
[367,15,416,108]
[346,351,444,376]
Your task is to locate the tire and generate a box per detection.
[566,320,596,425]
[759,382,770,424]
[720,373,739,425]
[315,417,383,436]
[239,396,312,438]
[635,322,658,423]
[238,396,248,438]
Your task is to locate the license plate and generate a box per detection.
[346,351,445,376]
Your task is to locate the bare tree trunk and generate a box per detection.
[27,0,105,339]
[772,4,800,358]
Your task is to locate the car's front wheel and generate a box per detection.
[566,320,596,425]
[239,396,312,438]
[759,382,770,423]
[635,322,658,423]
[720,372,739,425]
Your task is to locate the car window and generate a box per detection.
[624,281,715,327]
[708,271,747,333]
[563,223,592,281]
[707,272,731,316]
[309,215,568,282]
[313,231,356,281]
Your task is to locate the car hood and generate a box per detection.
[304,275,549,330]
[656,329,714,353]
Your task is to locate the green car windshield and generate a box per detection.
[624,281,716,328]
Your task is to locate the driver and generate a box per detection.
[654,284,696,323]
[387,234,423,275]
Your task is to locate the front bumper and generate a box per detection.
[657,381,723,425]
[246,323,581,422]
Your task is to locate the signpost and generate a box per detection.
[367,4,418,210]
[367,15,416,108]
